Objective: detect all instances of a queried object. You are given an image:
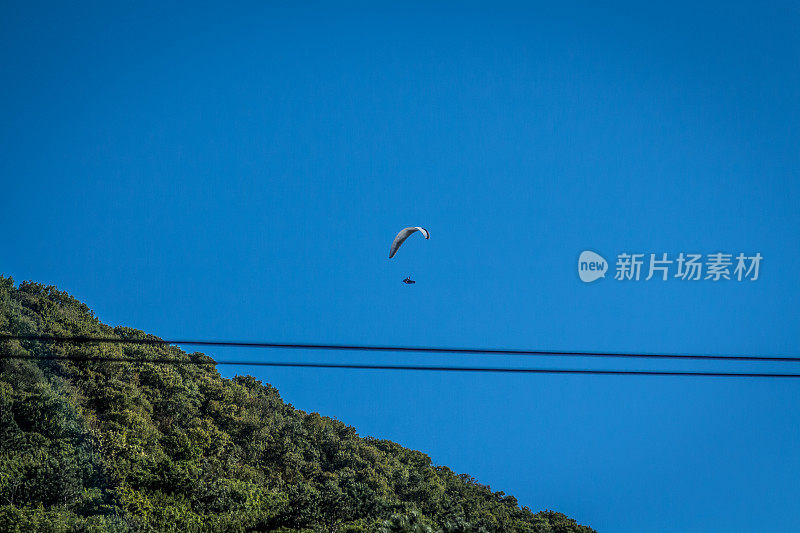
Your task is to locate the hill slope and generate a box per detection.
[0,278,594,532]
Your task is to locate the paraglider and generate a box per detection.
[389,227,429,258]
[389,226,429,285]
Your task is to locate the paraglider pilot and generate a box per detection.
[390,226,428,286]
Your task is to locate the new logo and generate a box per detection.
[578,251,608,283]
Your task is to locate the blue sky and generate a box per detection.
[2,2,800,531]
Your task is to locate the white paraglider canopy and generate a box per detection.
[389,227,429,258]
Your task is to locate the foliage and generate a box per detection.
[0,277,594,532]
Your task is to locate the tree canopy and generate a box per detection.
[0,277,594,532]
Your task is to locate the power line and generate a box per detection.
[2,353,800,378]
[2,334,798,363]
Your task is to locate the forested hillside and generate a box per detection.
[0,277,594,532]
